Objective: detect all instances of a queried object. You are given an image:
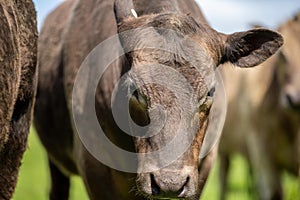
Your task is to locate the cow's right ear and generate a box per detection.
[114,0,136,24]
[220,28,284,68]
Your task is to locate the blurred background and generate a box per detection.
[12,0,300,199]
[33,0,300,32]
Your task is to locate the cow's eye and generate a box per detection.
[129,90,150,126]
[198,87,215,114]
[199,97,213,114]
[198,86,215,106]
[132,90,148,107]
[207,86,215,97]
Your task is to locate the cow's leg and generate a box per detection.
[246,163,257,198]
[296,130,300,196]
[49,159,70,200]
[219,154,230,200]
[246,130,282,200]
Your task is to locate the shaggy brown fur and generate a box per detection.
[0,1,37,199]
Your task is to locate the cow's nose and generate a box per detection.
[286,92,300,108]
[150,173,190,198]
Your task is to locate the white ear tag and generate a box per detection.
[131,9,138,18]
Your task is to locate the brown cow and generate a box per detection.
[0,1,37,199]
[219,13,300,200]
[34,0,282,199]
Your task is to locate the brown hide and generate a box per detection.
[0,1,37,199]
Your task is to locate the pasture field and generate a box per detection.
[13,128,300,200]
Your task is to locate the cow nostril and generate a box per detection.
[178,176,190,197]
[285,93,300,110]
[150,174,190,197]
[286,94,295,107]
[150,174,160,196]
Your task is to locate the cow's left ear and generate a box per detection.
[220,28,284,67]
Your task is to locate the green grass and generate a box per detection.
[12,128,300,200]
[12,128,89,200]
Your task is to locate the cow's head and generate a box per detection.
[114,0,283,199]
[277,13,300,111]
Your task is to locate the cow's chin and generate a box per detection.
[136,189,201,200]
[139,193,200,200]
[148,194,200,200]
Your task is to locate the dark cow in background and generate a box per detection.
[34,0,282,199]
[0,1,37,199]
[219,13,300,200]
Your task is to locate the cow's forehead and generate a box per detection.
[127,60,215,105]
[125,46,215,102]
[119,13,215,61]
[120,14,216,103]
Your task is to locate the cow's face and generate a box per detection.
[119,14,217,199]
[114,0,283,199]
[278,14,300,111]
